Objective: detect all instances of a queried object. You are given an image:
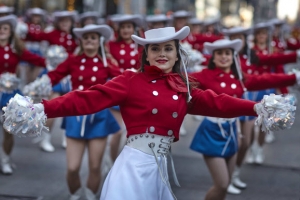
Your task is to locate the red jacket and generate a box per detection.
[47,53,122,91]
[43,65,257,141]
[108,40,143,71]
[185,33,223,52]
[191,67,296,98]
[0,45,45,74]
[26,29,78,54]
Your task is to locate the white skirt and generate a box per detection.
[100,145,174,200]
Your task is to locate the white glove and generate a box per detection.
[15,21,28,39]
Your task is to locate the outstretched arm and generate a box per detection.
[187,88,257,117]
[42,72,130,118]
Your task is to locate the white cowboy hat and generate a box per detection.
[173,10,192,18]
[269,18,285,26]
[0,15,17,30]
[97,18,106,25]
[222,26,252,36]
[73,24,112,41]
[52,11,78,22]
[0,6,14,14]
[79,11,99,23]
[253,22,273,31]
[188,18,203,25]
[110,14,143,27]
[146,14,171,23]
[27,8,46,17]
[204,39,243,54]
[204,17,220,26]
[131,26,190,46]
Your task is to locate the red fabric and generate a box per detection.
[257,52,297,66]
[43,65,257,141]
[191,68,296,98]
[184,33,223,52]
[0,45,45,74]
[25,23,43,41]
[286,38,300,50]
[26,29,78,54]
[108,40,143,71]
[271,37,286,53]
[47,53,122,91]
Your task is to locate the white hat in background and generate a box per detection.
[0,14,17,30]
[203,17,220,26]
[110,14,143,27]
[73,24,112,41]
[52,11,78,22]
[253,22,273,31]
[222,26,252,36]
[131,26,190,46]
[0,6,14,14]
[268,18,285,26]
[173,10,192,18]
[27,8,46,17]
[204,39,243,55]
[78,11,99,23]
[188,18,203,25]
[145,14,171,23]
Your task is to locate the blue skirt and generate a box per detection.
[65,109,120,139]
[0,90,22,109]
[39,69,71,94]
[190,118,238,158]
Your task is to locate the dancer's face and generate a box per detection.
[146,40,178,73]
[119,22,135,41]
[230,34,246,52]
[213,48,233,70]
[58,17,72,33]
[81,32,100,52]
[0,23,11,41]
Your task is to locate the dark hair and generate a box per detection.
[117,21,137,42]
[139,39,198,102]
[207,49,242,80]
[240,34,259,65]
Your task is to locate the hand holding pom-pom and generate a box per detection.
[255,94,296,133]
[2,94,48,137]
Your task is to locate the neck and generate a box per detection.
[218,66,231,73]
[84,49,98,57]
[0,39,8,47]
[257,43,266,50]
[123,38,132,44]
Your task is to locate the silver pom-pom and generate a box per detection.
[23,75,52,103]
[46,45,68,71]
[180,42,206,72]
[2,94,48,137]
[0,73,20,93]
[255,94,296,133]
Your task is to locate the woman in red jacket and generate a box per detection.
[4,26,292,200]
[0,15,46,175]
[189,39,299,200]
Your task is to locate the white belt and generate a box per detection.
[126,133,179,200]
[205,117,238,156]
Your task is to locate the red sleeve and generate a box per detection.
[107,59,122,78]
[286,39,300,50]
[188,88,257,117]
[258,52,297,66]
[194,34,223,43]
[243,73,296,91]
[47,56,72,86]
[19,50,46,67]
[42,71,131,118]
[26,31,49,42]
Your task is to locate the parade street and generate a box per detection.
[0,104,299,200]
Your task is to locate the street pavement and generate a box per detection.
[0,105,299,200]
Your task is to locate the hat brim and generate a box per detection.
[222,28,252,36]
[131,26,190,46]
[204,39,243,54]
[73,25,112,41]
[111,16,143,27]
[0,15,17,30]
